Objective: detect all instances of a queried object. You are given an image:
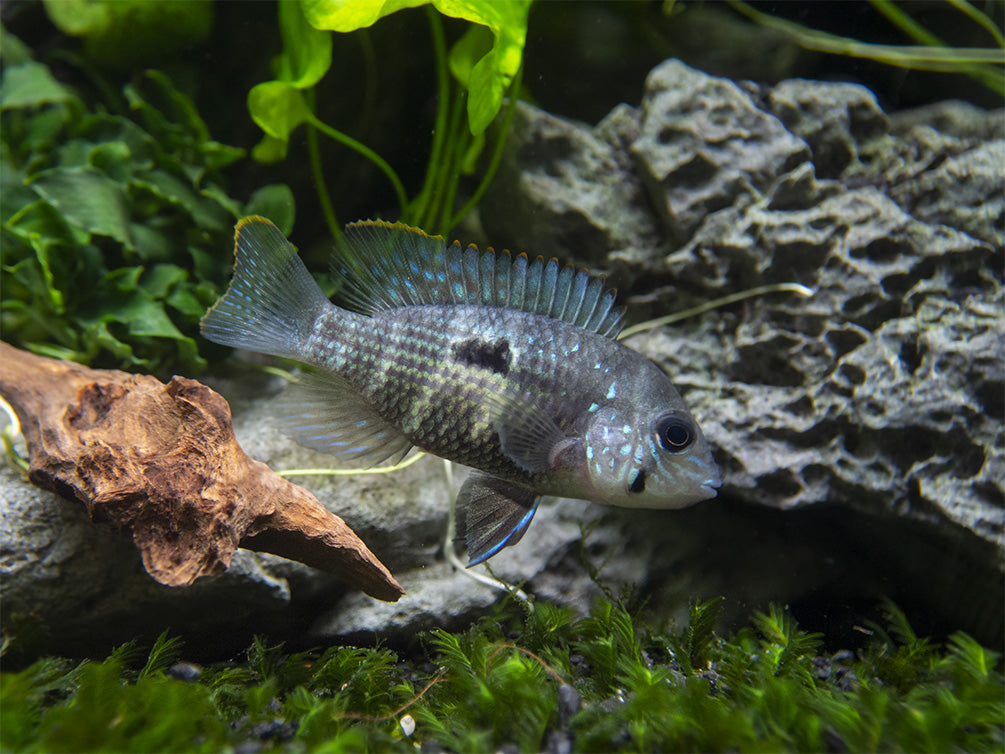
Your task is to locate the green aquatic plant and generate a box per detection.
[3,595,1001,752]
[0,30,294,373]
[247,0,531,238]
[725,0,1005,95]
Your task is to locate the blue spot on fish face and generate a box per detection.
[606,382,618,399]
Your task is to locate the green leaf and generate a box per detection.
[201,183,245,219]
[439,0,529,133]
[304,0,530,135]
[0,62,77,111]
[124,70,210,146]
[448,24,493,87]
[28,166,133,247]
[41,0,110,36]
[251,133,289,163]
[127,223,175,264]
[87,140,133,182]
[42,0,213,68]
[141,264,187,299]
[131,169,228,231]
[276,0,333,87]
[0,27,35,66]
[247,82,313,142]
[301,0,427,32]
[244,184,295,235]
[199,141,245,172]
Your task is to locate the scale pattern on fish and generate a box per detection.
[201,217,721,564]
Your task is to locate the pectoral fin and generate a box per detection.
[457,474,540,565]
[486,390,579,474]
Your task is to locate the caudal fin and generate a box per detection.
[201,216,329,360]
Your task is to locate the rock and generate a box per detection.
[629,59,810,247]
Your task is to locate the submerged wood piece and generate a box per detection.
[0,342,403,601]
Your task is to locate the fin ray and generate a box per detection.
[276,370,412,468]
[201,216,329,359]
[333,220,625,337]
[456,474,540,565]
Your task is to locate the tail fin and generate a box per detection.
[201,216,329,361]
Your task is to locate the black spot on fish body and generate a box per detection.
[629,468,646,494]
[455,338,511,375]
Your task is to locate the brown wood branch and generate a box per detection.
[0,341,403,602]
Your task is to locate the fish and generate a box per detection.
[201,216,721,565]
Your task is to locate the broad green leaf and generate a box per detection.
[18,107,74,157]
[0,27,34,65]
[276,0,333,87]
[1,148,40,226]
[201,183,245,219]
[41,0,110,36]
[29,166,133,248]
[27,234,64,312]
[251,134,289,163]
[304,0,530,135]
[448,24,493,87]
[131,169,228,231]
[247,82,313,141]
[87,140,133,182]
[167,286,208,319]
[200,141,245,172]
[0,62,77,111]
[301,0,427,32]
[245,2,331,155]
[115,289,187,339]
[6,198,84,247]
[141,264,187,299]
[246,81,309,143]
[42,0,212,68]
[442,1,529,134]
[128,223,175,263]
[245,184,296,235]
[125,70,210,145]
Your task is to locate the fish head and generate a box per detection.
[581,363,720,509]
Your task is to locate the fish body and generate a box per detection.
[202,217,720,564]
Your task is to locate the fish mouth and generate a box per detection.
[700,477,722,497]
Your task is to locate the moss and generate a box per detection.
[2,596,1002,753]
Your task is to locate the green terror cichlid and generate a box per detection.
[201,217,721,564]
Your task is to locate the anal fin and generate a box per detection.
[457,474,540,566]
[276,369,412,467]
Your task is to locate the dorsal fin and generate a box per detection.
[332,220,625,338]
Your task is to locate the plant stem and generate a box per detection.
[422,90,466,231]
[306,90,341,241]
[947,0,1005,47]
[728,0,1005,94]
[445,65,524,234]
[305,112,409,219]
[409,7,451,227]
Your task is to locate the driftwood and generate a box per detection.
[0,342,403,602]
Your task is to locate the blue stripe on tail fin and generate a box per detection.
[201,216,330,361]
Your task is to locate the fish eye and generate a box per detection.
[655,414,695,453]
